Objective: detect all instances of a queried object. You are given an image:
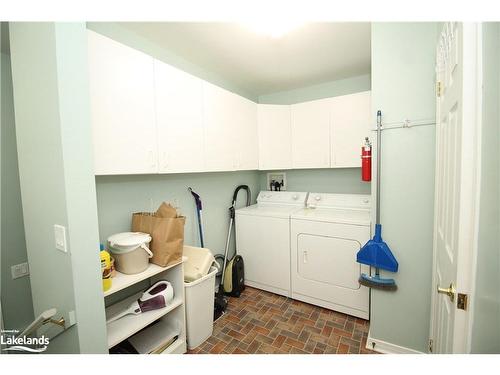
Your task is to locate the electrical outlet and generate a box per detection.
[267,172,287,191]
[11,262,30,279]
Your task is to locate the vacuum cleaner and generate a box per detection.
[106,280,174,323]
[356,110,399,290]
[214,185,251,320]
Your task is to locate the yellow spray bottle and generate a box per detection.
[100,244,112,292]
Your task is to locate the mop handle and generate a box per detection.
[376,110,382,226]
[197,209,204,248]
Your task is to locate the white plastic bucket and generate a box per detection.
[108,232,153,274]
[184,266,217,349]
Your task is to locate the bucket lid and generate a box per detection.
[108,232,151,252]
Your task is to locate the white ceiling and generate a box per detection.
[118,22,371,97]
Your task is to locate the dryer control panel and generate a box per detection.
[306,193,371,210]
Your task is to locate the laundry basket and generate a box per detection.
[184,266,217,349]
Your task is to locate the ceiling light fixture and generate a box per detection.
[241,20,305,38]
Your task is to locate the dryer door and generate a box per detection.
[298,234,361,290]
[291,219,370,319]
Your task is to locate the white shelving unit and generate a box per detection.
[104,258,187,354]
[104,260,183,297]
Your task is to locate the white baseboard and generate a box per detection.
[366,331,425,354]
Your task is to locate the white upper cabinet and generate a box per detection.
[330,91,371,168]
[154,60,205,173]
[202,82,237,171]
[87,30,158,175]
[233,96,258,170]
[290,98,332,169]
[87,30,370,175]
[257,104,292,170]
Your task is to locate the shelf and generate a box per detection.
[106,292,183,349]
[128,319,181,354]
[161,338,186,354]
[104,258,185,297]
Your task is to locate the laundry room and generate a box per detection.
[1,2,499,372]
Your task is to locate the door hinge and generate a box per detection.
[429,338,433,353]
[457,293,469,310]
[436,81,442,97]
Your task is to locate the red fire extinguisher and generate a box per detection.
[361,137,372,182]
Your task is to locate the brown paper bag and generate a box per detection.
[132,205,185,267]
[155,202,177,218]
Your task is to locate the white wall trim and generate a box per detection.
[366,331,425,354]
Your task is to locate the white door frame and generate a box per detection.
[429,22,482,354]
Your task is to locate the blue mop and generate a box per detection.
[357,111,399,290]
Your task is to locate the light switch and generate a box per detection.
[54,224,68,253]
[11,262,30,279]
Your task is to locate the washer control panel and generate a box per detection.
[257,191,309,206]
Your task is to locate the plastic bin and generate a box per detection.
[183,246,215,282]
[184,266,217,349]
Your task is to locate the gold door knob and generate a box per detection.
[437,282,456,302]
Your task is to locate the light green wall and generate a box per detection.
[1,49,34,331]
[258,169,370,195]
[86,22,258,102]
[96,171,260,258]
[470,22,500,353]
[9,22,107,353]
[369,22,437,353]
[258,73,371,105]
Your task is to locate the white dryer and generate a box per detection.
[290,193,371,319]
[235,191,308,297]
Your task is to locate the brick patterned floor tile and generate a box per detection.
[187,287,378,355]
[337,343,349,354]
[285,337,305,350]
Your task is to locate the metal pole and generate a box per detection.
[376,110,382,225]
[220,218,233,285]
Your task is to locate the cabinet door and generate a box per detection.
[202,82,236,171]
[154,60,204,173]
[87,30,158,175]
[233,96,258,170]
[330,91,371,167]
[257,104,292,170]
[290,98,331,168]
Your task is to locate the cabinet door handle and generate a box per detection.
[149,151,156,169]
[303,250,308,264]
[162,151,168,169]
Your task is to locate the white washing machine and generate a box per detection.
[290,193,371,319]
[235,191,308,297]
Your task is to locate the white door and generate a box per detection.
[330,91,371,167]
[87,30,158,175]
[429,22,481,354]
[257,104,292,170]
[290,98,331,169]
[202,82,236,171]
[154,60,205,173]
[233,95,258,170]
